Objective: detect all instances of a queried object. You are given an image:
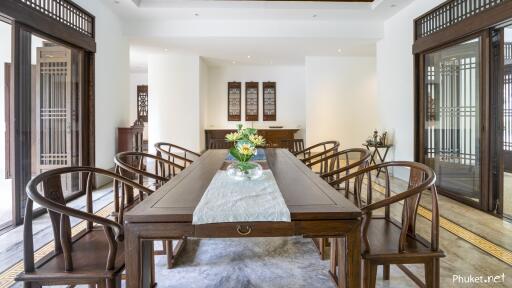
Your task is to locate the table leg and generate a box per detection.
[126,225,154,288]
[344,222,361,288]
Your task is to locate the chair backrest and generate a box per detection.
[208,138,232,149]
[333,161,439,255]
[154,142,200,168]
[114,151,185,188]
[310,148,371,196]
[23,167,152,274]
[280,139,305,153]
[294,141,340,174]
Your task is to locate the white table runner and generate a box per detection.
[192,170,291,224]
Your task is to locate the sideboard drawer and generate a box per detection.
[194,222,294,238]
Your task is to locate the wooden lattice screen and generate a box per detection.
[137,85,148,122]
[415,0,507,39]
[18,0,94,37]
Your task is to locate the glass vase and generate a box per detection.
[226,161,263,180]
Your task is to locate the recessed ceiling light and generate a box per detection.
[247,55,251,59]
[337,48,342,53]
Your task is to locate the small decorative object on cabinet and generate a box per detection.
[363,129,392,177]
[228,82,241,121]
[245,81,259,121]
[263,82,276,121]
[137,85,148,122]
[224,124,266,180]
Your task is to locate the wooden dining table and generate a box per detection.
[124,149,362,288]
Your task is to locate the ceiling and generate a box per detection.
[103,0,414,70]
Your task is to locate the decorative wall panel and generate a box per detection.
[228,82,241,121]
[137,85,148,122]
[245,82,259,121]
[263,82,276,121]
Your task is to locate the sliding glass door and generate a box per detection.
[0,20,12,229]
[423,37,483,205]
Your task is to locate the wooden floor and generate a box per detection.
[0,175,511,287]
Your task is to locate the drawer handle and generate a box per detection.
[236,225,252,236]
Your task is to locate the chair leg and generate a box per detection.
[383,264,390,280]
[425,258,440,288]
[328,238,338,284]
[363,260,377,288]
[106,275,122,288]
[166,240,174,268]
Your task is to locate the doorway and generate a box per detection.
[501,25,512,218]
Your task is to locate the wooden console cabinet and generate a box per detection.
[205,129,299,150]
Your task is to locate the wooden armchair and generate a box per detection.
[307,148,371,259]
[16,167,152,288]
[208,138,232,149]
[114,151,186,269]
[328,162,444,288]
[280,139,305,153]
[294,141,340,174]
[154,142,200,169]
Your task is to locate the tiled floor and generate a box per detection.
[0,176,511,287]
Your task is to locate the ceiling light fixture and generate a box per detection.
[337,48,342,53]
[247,55,251,59]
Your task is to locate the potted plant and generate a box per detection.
[225,124,266,180]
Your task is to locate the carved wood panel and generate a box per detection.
[263,82,276,121]
[137,85,148,122]
[245,82,259,121]
[228,82,241,121]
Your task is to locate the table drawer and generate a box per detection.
[194,222,294,238]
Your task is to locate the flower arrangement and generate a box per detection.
[225,124,266,174]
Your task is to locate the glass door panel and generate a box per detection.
[424,37,482,204]
[31,34,82,203]
[0,20,12,228]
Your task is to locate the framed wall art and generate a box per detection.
[263,82,276,121]
[245,82,259,121]
[227,82,241,121]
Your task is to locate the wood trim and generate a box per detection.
[12,22,32,225]
[413,1,512,54]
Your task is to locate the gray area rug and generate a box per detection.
[153,237,336,288]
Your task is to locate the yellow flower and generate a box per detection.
[225,132,241,142]
[237,143,256,156]
[249,134,266,146]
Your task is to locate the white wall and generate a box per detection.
[305,56,377,149]
[206,65,306,136]
[74,0,131,170]
[376,0,444,178]
[199,59,209,151]
[148,53,202,152]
